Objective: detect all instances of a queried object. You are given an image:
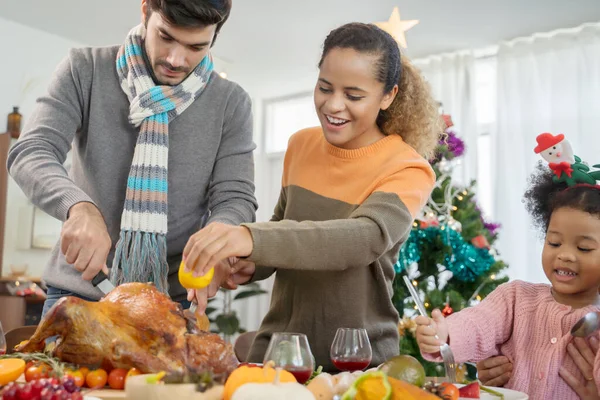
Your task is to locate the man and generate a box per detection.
[7,0,257,316]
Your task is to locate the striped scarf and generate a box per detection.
[110,24,214,293]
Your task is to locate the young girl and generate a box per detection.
[416,160,600,399]
[181,22,442,371]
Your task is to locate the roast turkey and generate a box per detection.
[15,282,238,377]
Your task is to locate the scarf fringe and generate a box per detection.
[110,230,169,293]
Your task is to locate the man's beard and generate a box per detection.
[154,60,191,85]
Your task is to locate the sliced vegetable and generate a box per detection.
[145,371,167,384]
[0,359,26,385]
[458,382,480,398]
[341,371,392,400]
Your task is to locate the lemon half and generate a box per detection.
[178,260,215,289]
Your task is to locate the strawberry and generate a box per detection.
[459,382,480,398]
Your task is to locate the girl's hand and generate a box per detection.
[415,309,449,356]
[559,336,600,400]
[183,222,253,277]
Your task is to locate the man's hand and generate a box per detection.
[182,222,253,277]
[476,356,513,387]
[61,202,111,281]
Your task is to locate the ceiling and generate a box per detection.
[2,0,600,94]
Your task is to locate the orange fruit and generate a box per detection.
[0,359,26,385]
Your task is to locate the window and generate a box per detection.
[474,56,497,218]
[263,93,320,154]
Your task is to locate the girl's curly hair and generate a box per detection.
[319,23,444,159]
[523,162,600,233]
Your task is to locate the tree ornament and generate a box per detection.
[442,303,453,317]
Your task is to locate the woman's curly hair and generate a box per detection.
[523,162,600,233]
[319,23,444,159]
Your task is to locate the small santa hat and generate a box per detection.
[534,133,564,154]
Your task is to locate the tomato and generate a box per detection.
[38,363,51,378]
[438,382,459,400]
[25,366,42,382]
[24,364,50,382]
[65,369,85,387]
[78,366,90,379]
[85,369,108,389]
[107,368,128,390]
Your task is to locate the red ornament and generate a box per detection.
[442,304,453,316]
[471,235,490,249]
[419,217,439,229]
[442,114,454,129]
[548,161,574,178]
[534,132,564,154]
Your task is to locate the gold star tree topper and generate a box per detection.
[375,7,419,48]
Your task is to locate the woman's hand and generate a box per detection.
[183,222,253,277]
[476,356,513,387]
[559,336,600,400]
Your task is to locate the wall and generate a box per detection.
[0,16,85,278]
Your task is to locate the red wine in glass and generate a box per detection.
[286,367,313,384]
[332,357,371,372]
[330,328,372,371]
[263,332,315,384]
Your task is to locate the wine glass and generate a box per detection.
[263,332,315,384]
[330,328,372,371]
[0,321,6,355]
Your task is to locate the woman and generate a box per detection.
[182,22,443,371]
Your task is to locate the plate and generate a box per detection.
[456,384,529,400]
[84,397,102,400]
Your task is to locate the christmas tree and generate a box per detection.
[392,114,509,377]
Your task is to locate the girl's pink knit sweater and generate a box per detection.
[423,280,600,399]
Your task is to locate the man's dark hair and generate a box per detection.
[147,0,232,45]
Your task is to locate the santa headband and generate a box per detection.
[534,133,600,187]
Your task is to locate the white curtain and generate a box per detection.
[492,22,600,283]
[413,51,478,186]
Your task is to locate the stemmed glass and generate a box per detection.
[330,328,372,371]
[0,321,7,355]
[263,332,315,384]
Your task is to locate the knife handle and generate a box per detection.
[92,270,109,287]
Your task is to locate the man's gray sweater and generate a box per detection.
[7,46,258,301]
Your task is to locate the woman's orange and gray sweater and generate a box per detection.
[243,127,436,370]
